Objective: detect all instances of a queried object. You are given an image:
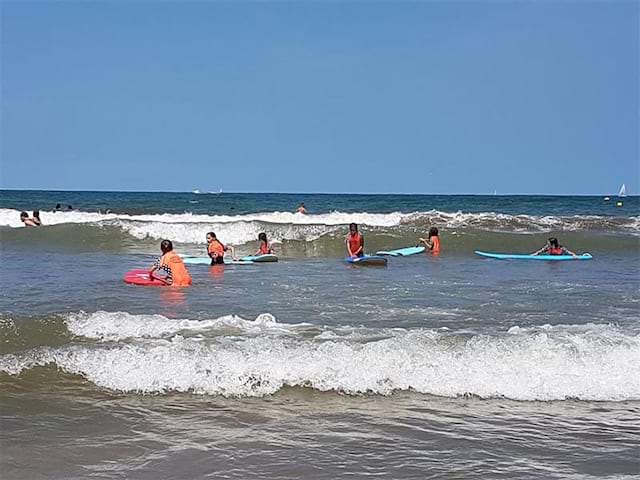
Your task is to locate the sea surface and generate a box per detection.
[1,190,639,479]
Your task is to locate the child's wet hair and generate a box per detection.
[429,227,439,237]
[160,239,173,253]
[258,232,267,242]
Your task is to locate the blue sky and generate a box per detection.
[2,1,638,194]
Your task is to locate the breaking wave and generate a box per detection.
[0,209,637,247]
[1,311,638,401]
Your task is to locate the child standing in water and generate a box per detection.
[419,227,441,254]
[206,232,236,265]
[255,232,275,255]
[149,240,192,286]
[346,223,364,258]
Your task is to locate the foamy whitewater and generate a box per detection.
[2,312,638,401]
[2,191,638,479]
[1,208,638,247]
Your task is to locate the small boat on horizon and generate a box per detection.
[618,183,626,197]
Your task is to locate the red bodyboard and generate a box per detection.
[123,269,168,286]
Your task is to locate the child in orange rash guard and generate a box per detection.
[206,232,236,265]
[346,223,364,258]
[149,239,192,287]
[419,227,441,254]
[255,232,275,255]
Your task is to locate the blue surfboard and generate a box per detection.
[240,254,278,263]
[475,251,592,261]
[376,246,425,257]
[344,255,388,266]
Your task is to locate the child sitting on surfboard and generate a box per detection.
[149,240,192,287]
[419,227,441,254]
[255,233,275,255]
[532,237,577,257]
[206,232,236,265]
[346,223,364,258]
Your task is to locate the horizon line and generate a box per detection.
[0,188,635,197]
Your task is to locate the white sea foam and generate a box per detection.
[2,316,638,401]
[0,209,406,229]
[64,311,297,341]
[1,208,637,245]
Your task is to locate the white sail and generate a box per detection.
[618,184,626,197]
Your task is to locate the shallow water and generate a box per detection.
[1,191,639,478]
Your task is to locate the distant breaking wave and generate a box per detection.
[1,311,638,401]
[0,209,637,247]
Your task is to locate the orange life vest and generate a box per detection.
[160,251,192,287]
[208,239,226,257]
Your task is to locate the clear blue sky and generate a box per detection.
[2,1,638,194]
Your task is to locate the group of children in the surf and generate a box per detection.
[149,223,441,287]
[345,223,441,258]
[148,231,276,286]
[17,206,575,287]
[19,205,75,227]
[149,225,577,287]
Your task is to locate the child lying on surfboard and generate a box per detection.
[532,237,577,257]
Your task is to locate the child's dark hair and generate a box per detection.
[548,237,559,248]
[258,232,267,242]
[20,211,28,219]
[428,227,439,237]
[349,223,358,231]
[33,210,40,218]
[160,239,173,253]
[207,232,217,239]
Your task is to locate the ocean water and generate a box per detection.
[1,190,639,479]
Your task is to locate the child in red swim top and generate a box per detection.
[346,223,364,258]
[419,227,441,254]
[532,237,577,257]
[206,232,236,265]
[255,232,275,255]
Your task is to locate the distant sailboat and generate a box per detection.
[493,189,497,196]
[618,183,626,197]
[192,189,201,194]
